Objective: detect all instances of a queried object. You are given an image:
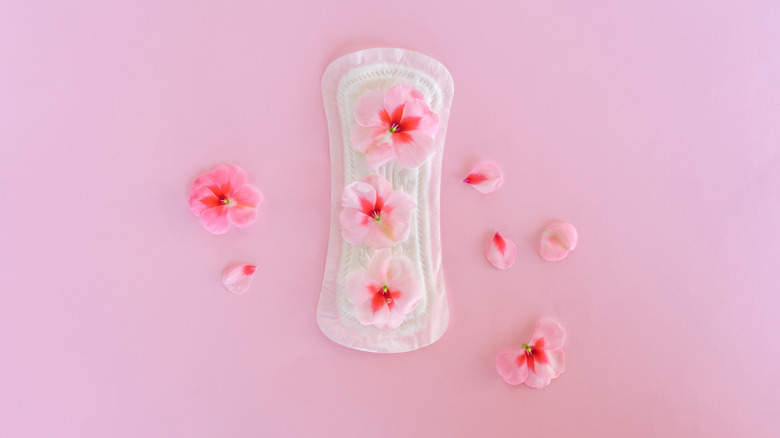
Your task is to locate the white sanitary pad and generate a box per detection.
[317,48,454,353]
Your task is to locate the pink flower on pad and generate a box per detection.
[340,174,416,249]
[347,249,422,330]
[496,318,566,388]
[352,83,440,169]
[188,165,263,234]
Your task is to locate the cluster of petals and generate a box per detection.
[463,162,503,194]
[352,83,440,169]
[496,318,566,388]
[188,165,263,235]
[485,231,516,270]
[347,249,422,330]
[540,222,578,261]
[340,174,416,249]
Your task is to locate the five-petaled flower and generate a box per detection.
[188,165,263,235]
[495,318,566,388]
[340,174,416,249]
[347,248,422,330]
[352,83,440,169]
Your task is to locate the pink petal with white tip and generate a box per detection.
[221,264,257,294]
[463,162,503,193]
[540,222,578,262]
[486,231,516,270]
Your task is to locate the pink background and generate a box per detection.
[1,1,779,437]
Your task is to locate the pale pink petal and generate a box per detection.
[211,164,247,190]
[366,304,392,329]
[363,175,392,204]
[534,348,565,380]
[187,183,218,216]
[485,231,516,270]
[221,264,257,295]
[347,269,391,328]
[523,367,552,389]
[393,133,435,169]
[377,191,416,243]
[339,208,373,245]
[346,271,377,305]
[341,181,377,211]
[227,204,259,228]
[352,124,395,168]
[199,206,230,235]
[226,185,262,228]
[401,99,440,135]
[363,225,399,249]
[355,89,387,127]
[230,183,263,207]
[496,351,528,385]
[351,125,378,153]
[383,83,426,113]
[530,318,566,351]
[346,270,378,319]
[540,222,578,261]
[385,258,422,315]
[383,307,408,329]
[363,142,397,169]
[463,162,504,194]
[367,248,393,282]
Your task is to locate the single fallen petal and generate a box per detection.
[221,264,257,294]
[540,222,578,261]
[486,231,516,270]
[463,162,504,193]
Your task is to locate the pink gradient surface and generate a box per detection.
[1,1,779,437]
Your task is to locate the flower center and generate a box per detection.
[370,209,381,221]
[220,197,230,205]
[389,122,400,133]
[381,285,392,303]
[523,343,532,352]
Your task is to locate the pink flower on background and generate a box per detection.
[221,264,257,295]
[540,222,578,261]
[486,231,516,270]
[352,83,440,169]
[188,165,263,234]
[340,174,416,249]
[347,248,422,330]
[496,318,566,388]
[463,162,504,193]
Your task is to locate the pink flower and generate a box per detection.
[486,231,516,270]
[495,318,566,388]
[340,174,416,249]
[347,248,422,330]
[188,165,263,235]
[540,222,578,261]
[352,83,440,169]
[221,264,257,295]
[463,162,504,193]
